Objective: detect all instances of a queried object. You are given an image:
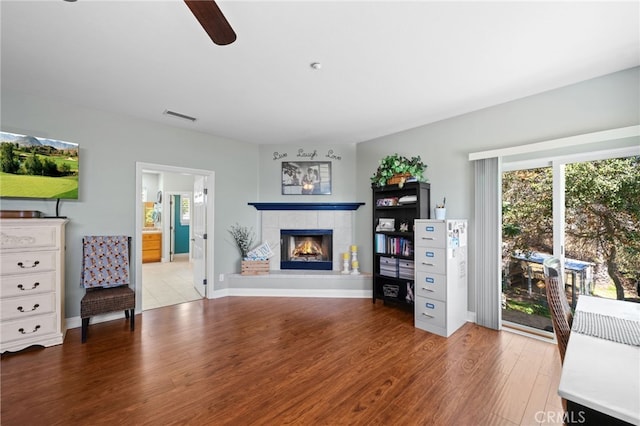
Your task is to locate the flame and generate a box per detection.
[292,239,323,257]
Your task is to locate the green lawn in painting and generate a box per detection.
[0,172,78,198]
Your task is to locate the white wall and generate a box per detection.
[354,66,640,312]
[0,90,260,317]
[257,143,359,202]
[2,67,638,319]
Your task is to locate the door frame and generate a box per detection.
[135,162,215,312]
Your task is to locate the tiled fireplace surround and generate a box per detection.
[224,203,371,298]
[262,209,352,271]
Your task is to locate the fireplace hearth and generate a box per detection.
[281,229,333,270]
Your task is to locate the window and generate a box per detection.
[180,195,190,226]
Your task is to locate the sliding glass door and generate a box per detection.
[501,152,639,332]
[564,156,640,301]
[501,166,554,332]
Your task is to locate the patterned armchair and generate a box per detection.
[80,236,135,343]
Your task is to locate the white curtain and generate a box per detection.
[474,157,501,330]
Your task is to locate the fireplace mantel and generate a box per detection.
[248,202,365,211]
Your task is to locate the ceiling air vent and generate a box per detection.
[163,110,197,122]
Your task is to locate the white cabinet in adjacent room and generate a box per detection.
[1,219,68,353]
[414,219,468,337]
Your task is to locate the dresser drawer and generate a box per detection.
[1,293,55,321]
[415,296,446,328]
[143,240,161,250]
[0,271,56,297]
[142,233,161,263]
[143,233,161,243]
[1,314,57,343]
[1,251,57,275]
[415,248,446,275]
[415,271,446,301]
[415,222,447,248]
[0,226,58,250]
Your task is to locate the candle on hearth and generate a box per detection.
[341,254,350,274]
[350,245,357,252]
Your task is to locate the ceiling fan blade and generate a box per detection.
[184,0,237,46]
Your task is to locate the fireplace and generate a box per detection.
[280,229,333,270]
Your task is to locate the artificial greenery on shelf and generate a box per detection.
[370,153,428,187]
[228,223,255,259]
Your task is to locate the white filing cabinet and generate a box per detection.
[1,218,68,352]
[414,219,468,337]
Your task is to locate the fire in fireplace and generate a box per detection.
[292,239,324,260]
[280,229,333,270]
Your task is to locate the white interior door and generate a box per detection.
[192,176,207,297]
[169,195,175,262]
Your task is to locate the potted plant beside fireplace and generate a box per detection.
[370,153,427,188]
[228,223,269,275]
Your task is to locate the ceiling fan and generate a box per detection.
[184,0,237,46]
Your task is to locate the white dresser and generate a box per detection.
[1,218,68,353]
[414,219,468,337]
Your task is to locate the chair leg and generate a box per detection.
[129,309,135,331]
[81,318,89,343]
[125,309,129,319]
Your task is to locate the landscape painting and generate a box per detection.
[0,131,79,199]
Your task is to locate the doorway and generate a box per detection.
[501,150,639,333]
[501,165,554,333]
[135,162,215,313]
[170,193,191,262]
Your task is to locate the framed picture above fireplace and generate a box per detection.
[281,161,331,195]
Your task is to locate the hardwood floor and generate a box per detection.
[1,297,563,425]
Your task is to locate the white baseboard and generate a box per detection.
[213,288,371,299]
[467,311,477,323]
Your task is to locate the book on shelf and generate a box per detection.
[375,233,386,253]
[375,233,413,256]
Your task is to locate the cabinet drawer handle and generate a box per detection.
[17,304,40,313]
[18,325,41,334]
[17,282,40,291]
[421,262,435,266]
[17,260,40,269]
[421,288,435,292]
[421,237,436,240]
[421,313,435,319]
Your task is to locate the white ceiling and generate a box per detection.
[2,1,638,145]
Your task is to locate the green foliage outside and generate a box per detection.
[593,281,618,299]
[503,156,640,302]
[565,157,640,300]
[506,299,550,317]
